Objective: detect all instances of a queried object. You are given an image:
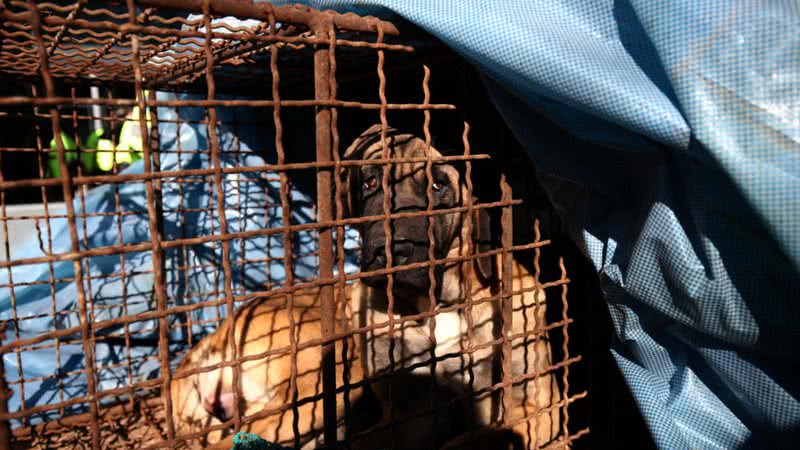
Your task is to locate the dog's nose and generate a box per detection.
[369,241,415,267]
[370,246,386,268]
[392,241,414,264]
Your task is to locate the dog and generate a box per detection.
[169,286,378,449]
[341,124,562,449]
[171,125,561,449]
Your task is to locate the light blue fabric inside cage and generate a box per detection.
[1,1,799,449]
[0,91,360,426]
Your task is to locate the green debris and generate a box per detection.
[231,432,293,450]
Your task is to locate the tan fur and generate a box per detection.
[355,258,562,448]
[172,125,562,449]
[348,126,562,448]
[170,287,366,450]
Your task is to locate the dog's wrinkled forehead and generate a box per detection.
[344,125,460,191]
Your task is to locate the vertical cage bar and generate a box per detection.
[327,27,352,444]
[461,122,478,446]
[24,2,101,448]
[124,0,176,443]
[0,325,10,450]
[421,65,439,449]
[31,85,62,418]
[199,0,242,437]
[267,12,301,446]
[375,25,397,448]
[500,172,514,426]
[313,18,339,447]
[531,219,544,450]
[232,110,247,296]
[72,87,101,437]
[174,101,195,349]
[107,89,135,410]
[0,127,24,434]
[147,88,169,373]
[148,89,164,204]
[559,257,572,441]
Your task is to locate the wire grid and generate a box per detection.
[0,1,587,449]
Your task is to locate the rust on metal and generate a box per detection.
[125,0,177,443]
[267,9,303,445]
[500,172,514,426]
[0,325,10,450]
[312,16,339,447]
[22,1,101,448]
[0,0,588,448]
[136,0,400,36]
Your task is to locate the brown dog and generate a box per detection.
[342,125,562,449]
[171,125,561,449]
[169,286,374,449]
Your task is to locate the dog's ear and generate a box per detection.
[338,158,359,218]
[343,124,384,160]
[340,126,377,218]
[472,206,497,284]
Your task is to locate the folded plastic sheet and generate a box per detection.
[0,91,359,425]
[271,1,798,449]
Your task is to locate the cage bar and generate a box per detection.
[312,16,339,448]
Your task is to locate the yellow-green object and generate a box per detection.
[93,102,152,172]
[85,128,103,150]
[47,132,78,178]
[97,138,140,171]
[96,139,135,172]
[46,96,151,176]
[100,105,148,171]
[96,139,115,172]
[118,106,150,153]
[81,128,104,173]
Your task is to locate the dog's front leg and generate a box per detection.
[507,400,562,450]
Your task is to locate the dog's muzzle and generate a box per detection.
[361,240,429,288]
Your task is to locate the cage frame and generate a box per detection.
[0,1,588,449]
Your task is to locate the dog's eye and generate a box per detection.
[432,180,446,191]
[362,176,378,191]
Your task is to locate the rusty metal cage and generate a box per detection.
[0,1,589,449]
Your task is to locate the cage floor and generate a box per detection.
[10,399,582,449]
[11,397,176,450]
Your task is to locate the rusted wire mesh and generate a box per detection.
[0,1,588,449]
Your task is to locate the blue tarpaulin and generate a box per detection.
[1,1,798,448]
[280,1,799,449]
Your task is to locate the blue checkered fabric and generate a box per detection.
[277,1,800,449]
